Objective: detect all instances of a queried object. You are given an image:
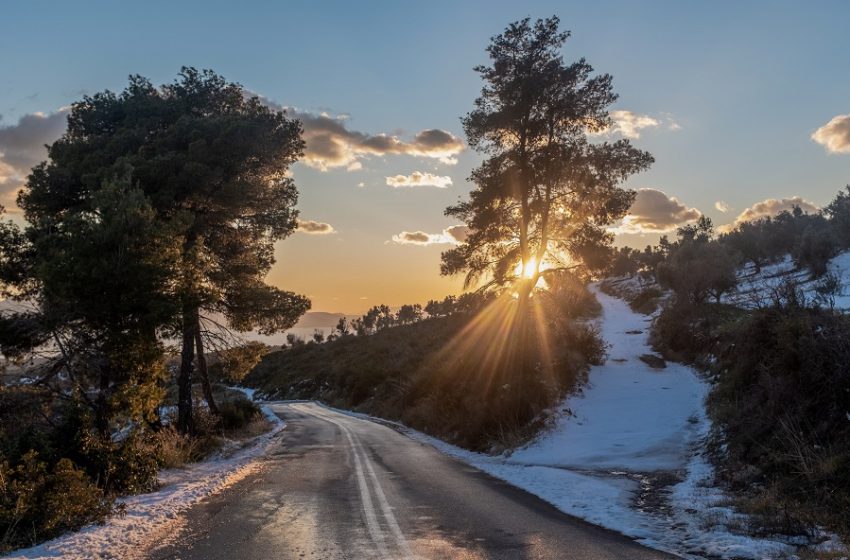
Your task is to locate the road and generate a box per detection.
[149,402,675,560]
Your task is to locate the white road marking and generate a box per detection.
[298,404,415,559]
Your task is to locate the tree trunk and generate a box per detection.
[177,306,196,435]
[94,367,111,437]
[194,313,219,416]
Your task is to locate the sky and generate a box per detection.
[1,0,849,313]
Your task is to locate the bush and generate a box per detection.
[0,451,112,552]
[651,300,744,364]
[218,398,261,431]
[628,286,663,314]
[708,301,850,537]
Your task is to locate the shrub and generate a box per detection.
[628,286,663,314]
[218,398,261,431]
[0,451,112,552]
[651,300,744,364]
[708,301,850,537]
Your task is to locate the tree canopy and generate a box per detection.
[9,68,310,433]
[441,16,653,299]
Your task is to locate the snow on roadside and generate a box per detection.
[3,401,285,560]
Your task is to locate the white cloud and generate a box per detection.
[811,114,850,154]
[386,172,452,189]
[614,188,702,233]
[296,219,336,234]
[715,200,730,213]
[591,111,680,140]
[391,225,469,246]
[609,111,660,139]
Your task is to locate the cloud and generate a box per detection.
[615,188,702,233]
[721,196,820,231]
[592,111,680,140]
[296,219,336,234]
[252,95,464,171]
[444,224,470,243]
[391,225,469,246]
[386,172,453,189]
[296,112,464,171]
[715,200,730,213]
[609,111,660,139]
[811,114,850,154]
[0,108,69,210]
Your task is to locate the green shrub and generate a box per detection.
[650,300,744,364]
[0,451,112,552]
[708,302,850,537]
[217,398,261,431]
[628,286,663,314]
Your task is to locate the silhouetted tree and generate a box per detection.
[396,304,423,325]
[17,68,310,433]
[825,186,850,249]
[335,316,351,337]
[0,173,179,436]
[441,16,653,302]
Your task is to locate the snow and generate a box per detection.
[3,401,285,560]
[509,289,705,472]
[728,251,850,310]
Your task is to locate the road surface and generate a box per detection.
[149,402,674,559]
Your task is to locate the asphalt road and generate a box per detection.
[149,402,675,560]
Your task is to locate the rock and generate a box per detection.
[639,354,667,369]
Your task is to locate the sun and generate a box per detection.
[515,257,538,279]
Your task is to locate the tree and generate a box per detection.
[825,186,850,249]
[0,172,179,436]
[794,224,836,279]
[396,304,422,325]
[441,17,653,302]
[334,317,351,337]
[17,68,310,434]
[676,215,715,244]
[722,219,769,273]
[657,241,738,304]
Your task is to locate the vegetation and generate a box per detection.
[247,273,603,452]
[0,69,304,551]
[629,186,850,540]
[709,288,850,538]
[441,16,652,302]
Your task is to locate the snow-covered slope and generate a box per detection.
[509,289,705,473]
[728,251,850,310]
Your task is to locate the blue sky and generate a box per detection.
[2,1,849,312]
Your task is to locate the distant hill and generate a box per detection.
[294,312,353,329]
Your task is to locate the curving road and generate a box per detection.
[149,402,674,559]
